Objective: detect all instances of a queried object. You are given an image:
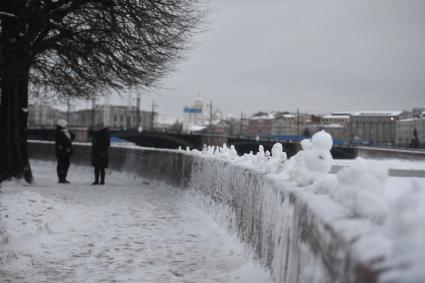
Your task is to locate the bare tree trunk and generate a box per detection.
[0,53,33,183]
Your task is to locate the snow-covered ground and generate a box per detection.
[0,161,271,283]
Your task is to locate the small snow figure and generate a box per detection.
[300,139,312,151]
[229,145,238,160]
[265,143,287,173]
[250,145,270,171]
[304,130,333,174]
[214,143,237,160]
[202,145,213,156]
[255,145,266,164]
[55,119,75,183]
[285,130,333,185]
[265,150,271,160]
[311,129,333,150]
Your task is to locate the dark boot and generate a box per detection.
[62,173,70,183]
[57,163,63,183]
[92,167,99,185]
[58,172,66,183]
[59,177,70,184]
[100,168,105,185]
[58,157,70,183]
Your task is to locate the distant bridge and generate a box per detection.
[28,127,425,160]
[28,128,356,158]
[113,131,202,150]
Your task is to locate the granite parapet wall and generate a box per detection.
[28,141,380,283]
[28,142,192,188]
[187,157,379,283]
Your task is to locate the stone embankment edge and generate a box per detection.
[27,141,383,283]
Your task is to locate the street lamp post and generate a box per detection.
[151,101,157,131]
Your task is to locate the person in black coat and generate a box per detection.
[54,119,75,183]
[91,123,111,185]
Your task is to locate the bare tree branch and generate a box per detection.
[1,0,205,97]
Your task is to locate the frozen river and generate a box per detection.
[0,161,271,283]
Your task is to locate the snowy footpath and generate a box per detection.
[0,161,271,283]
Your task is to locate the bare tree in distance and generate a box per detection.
[0,0,204,183]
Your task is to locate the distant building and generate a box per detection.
[207,120,229,136]
[320,113,350,141]
[321,113,351,125]
[28,103,63,127]
[247,112,274,137]
[68,109,93,127]
[349,111,409,145]
[222,116,240,137]
[396,117,425,147]
[247,111,319,139]
[69,104,155,131]
[183,95,205,132]
[271,112,297,136]
[106,105,155,131]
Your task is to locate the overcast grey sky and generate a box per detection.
[121,0,425,118]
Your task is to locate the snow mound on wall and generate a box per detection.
[332,160,389,225]
[186,129,334,183]
[185,130,392,225]
[183,130,425,279]
[182,130,424,230]
[382,180,425,282]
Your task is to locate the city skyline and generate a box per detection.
[35,0,425,119]
[136,0,425,118]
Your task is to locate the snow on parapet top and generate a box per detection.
[184,129,425,279]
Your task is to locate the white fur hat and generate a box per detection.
[57,119,68,128]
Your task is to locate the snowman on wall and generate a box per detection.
[286,130,334,185]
